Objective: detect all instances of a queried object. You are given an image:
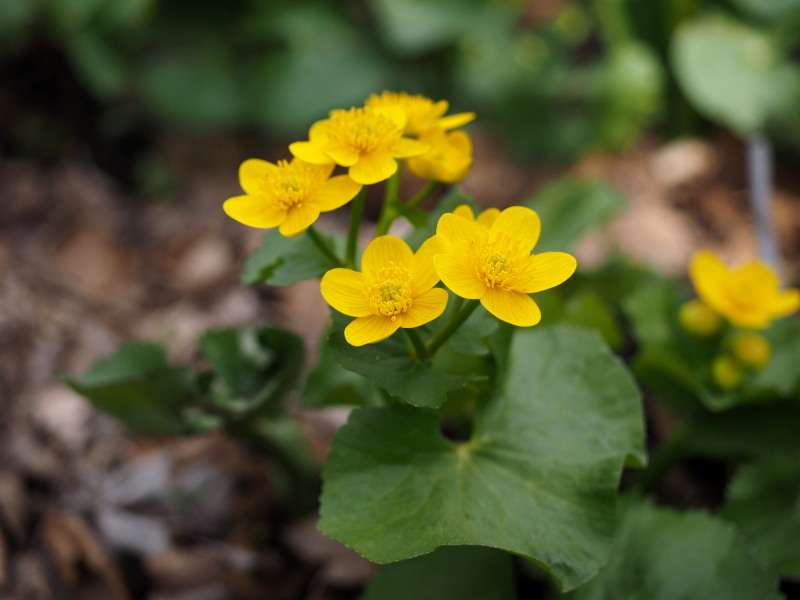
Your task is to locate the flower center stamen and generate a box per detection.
[265,160,325,210]
[328,108,401,154]
[365,264,414,320]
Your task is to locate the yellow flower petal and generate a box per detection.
[437,111,476,130]
[313,175,362,212]
[392,137,429,159]
[453,205,475,220]
[436,212,480,250]
[361,236,414,276]
[476,208,499,229]
[349,152,398,185]
[769,288,800,317]
[369,105,407,131]
[519,252,578,294]
[481,288,541,327]
[239,159,274,195]
[223,195,286,228]
[409,235,449,293]
[490,206,541,255]
[345,315,401,346]
[401,287,449,329]
[434,254,486,299]
[690,250,730,314]
[279,203,321,237]
[325,147,360,167]
[320,269,371,317]
[289,140,334,165]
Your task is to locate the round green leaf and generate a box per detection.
[567,498,781,600]
[319,325,645,591]
[722,457,800,578]
[672,13,800,134]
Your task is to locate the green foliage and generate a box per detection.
[63,341,194,436]
[565,497,781,600]
[319,326,645,592]
[361,546,516,600]
[524,178,627,253]
[242,229,345,287]
[672,12,800,135]
[722,457,800,579]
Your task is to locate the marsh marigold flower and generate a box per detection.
[321,235,449,346]
[452,204,499,229]
[407,129,473,183]
[365,91,475,136]
[434,206,576,327]
[223,158,361,237]
[289,106,427,185]
[689,250,800,329]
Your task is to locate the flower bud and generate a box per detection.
[711,355,744,391]
[679,300,723,338]
[729,332,771,372]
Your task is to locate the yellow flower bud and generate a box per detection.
[711,355,744,391]
[678,300,723,338]
[729,332,771,372]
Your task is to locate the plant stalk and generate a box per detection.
[747,133,782,279]
[306,226,343,267]
[426,299,480,357]
[345,188,367,268]
[375,169,402,237]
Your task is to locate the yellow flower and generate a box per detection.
[365,91,475,136]
[434,206,577,327]
[289,106,427,185]
[320,235,450,346]
[223,158,361,237]
[452,204,500,229]
[406,128,473,183]
[689,250,800,329]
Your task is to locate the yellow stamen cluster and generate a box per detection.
[327,108,403,154]
[267,160,327,210]
[470,235,526,290]
[366,264,415,320]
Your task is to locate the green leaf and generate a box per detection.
[688,400,800,459]
[722,456,800,579]
[561,290,623,350]
[241,229,345,287]
[672,12,800,134]
[729,0,800,27]
[361,546,516,600]
[328,322,469,409]
[320,325,645,591]
[524,178,627,253]
[565,497,781,600]
[198,326,304,418]
[62,341,193,436]
[301,327,384,408]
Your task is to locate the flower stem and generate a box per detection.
[407,181,439,209]
[747,133,782,279]
[404,327,428,362]
[345,188,367,268]
[306,226,343,267]
[375,169,402,237]
[426,299,480,357]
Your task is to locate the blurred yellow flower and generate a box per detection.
[289,106,427,185]
[365,91,475,136]
[434,206,576,327]
[321,235,449,346]
[407,129,473,183]
[223,158,361,237]
[452,204,499,229]
[689,250,800,329]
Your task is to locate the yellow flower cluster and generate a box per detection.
[322,205,577,346]
[224,91,474,236]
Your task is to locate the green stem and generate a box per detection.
[345,188,367,268]
[375,169,402,237]
[407,181,439,209]
[426,299,480,357]
[306,226,343,267]
[404,328,428,362]
[630,423,691,493]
